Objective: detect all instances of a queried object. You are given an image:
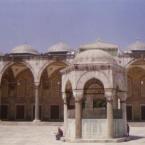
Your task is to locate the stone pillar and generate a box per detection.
[105,89,114,138]
[75,98,82,139]
[63,95,68,137]
[120,100,127,136]
[107,99,114,138]
[33,83,40,122]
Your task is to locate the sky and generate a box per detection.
[0,0,145,53]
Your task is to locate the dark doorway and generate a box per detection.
[1,105,8,120]
[127,105,132,121]
[16,105,25,120]
[33,105,42,120]
[50,105,59,120]
[141,105,145,120]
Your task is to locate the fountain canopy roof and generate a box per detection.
[73,49,116,64]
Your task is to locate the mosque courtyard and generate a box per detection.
[0,122,145,145]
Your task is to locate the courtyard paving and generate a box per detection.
[0,122,145,145]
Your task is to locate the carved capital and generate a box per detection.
[34,82,40,89]
[62,92,67,100]
[73,90,83,101]
[105,88,115,101]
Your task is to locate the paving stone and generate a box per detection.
[0,122,145,145]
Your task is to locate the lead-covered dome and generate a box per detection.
[79,39,118,50]
[47,42,70,53]
[127,41,145,51]
[73,49,116,64]
[11,44,39,55]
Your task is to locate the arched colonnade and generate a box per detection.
[0,60,67,121]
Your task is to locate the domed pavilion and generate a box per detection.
[61,41,127,142]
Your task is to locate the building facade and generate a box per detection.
[0,40,145,122]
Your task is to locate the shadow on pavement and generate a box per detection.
[126,135,145,142]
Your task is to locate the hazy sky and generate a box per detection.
[0,0,145,53]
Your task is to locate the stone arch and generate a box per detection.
[76,71,113,90]
[15,69,34,98]
[126,58,145,70]
[37,60,69,83]
[115,72,127,92]
[62,76,75,95]
[83,78,104,94]
[127,66,145,99]
[0,61,35,85]
[125,58,138,68]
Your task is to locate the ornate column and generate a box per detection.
[33,82,40,122]
[74,90,83,139]
[75,98,82,138]
[105,90,114,138]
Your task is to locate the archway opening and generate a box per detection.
[127,65,145,121]
[1,63,34,121]
[39,62,67,121]
[82,78,106,118]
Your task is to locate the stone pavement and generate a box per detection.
[0,122,145,145]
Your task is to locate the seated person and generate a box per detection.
[56,127,63,140]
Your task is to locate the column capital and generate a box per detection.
[75,98,82,103]
[34,82,40,88]
[62,92,67,100]
[105,88,115,101]
[73,90,83,101]
[63,97,67,104]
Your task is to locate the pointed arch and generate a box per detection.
[0,61,35,85]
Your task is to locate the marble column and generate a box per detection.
[120,100,127,136]
[107,99,114,138]
[75,99,82,139]
[33,83,40,122]
[63,96,68,137]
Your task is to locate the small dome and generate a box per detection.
[128,41,145,51]
[11,44,38,55]
[73,49,116,64]
[47,42,70,53]
[80,39,118,51]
